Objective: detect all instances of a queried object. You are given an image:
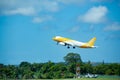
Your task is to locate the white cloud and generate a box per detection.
[3,7,36,16]
[0,0,88,16]
[79,6,108,23]
[0,0,59,16]
[41,1,59,12]
[91,0,113,2]
[69,26,80,33]
[32,16,53,23]
[57,0,84,4]
[104,22,120,31]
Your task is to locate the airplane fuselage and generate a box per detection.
[53,36,97,49]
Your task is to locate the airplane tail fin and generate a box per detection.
[88,37,96,46]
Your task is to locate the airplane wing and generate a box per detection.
[63,40,84,48]
[64,40,75,46]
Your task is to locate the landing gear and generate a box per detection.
[73,46,75,49]
[64,43,67,46]
[57,42,59,45]
[67,46,70,49]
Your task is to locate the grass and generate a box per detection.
[1,75,120,80]
[54,75,120,80]
[57,78,120,80]
[1,78,120,80]
[5,78,120,80]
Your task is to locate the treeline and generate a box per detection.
[0,53,120,79]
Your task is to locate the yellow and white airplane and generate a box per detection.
[53,36,97,49]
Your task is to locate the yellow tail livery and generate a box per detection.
[53,36,97,49]
[88,37,96,46]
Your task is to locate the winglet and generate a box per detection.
[88,37,96,46]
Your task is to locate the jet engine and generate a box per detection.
[59,42,65,46]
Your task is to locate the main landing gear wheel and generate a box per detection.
[73,46,75,49]
[67,46,70,49]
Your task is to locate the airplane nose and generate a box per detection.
[52,37,56,40]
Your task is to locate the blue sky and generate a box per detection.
[0,0,120,65]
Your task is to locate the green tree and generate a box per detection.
[40,61,54,74]
[19,62,33,79]
[19,62,31,68]
[85,61,93,73]
[0,64,5,79]
[67,63,76,74]
[64,53,82,64]
[31,63,43,72]
[105,69,113,75]
[94,64,105,75]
